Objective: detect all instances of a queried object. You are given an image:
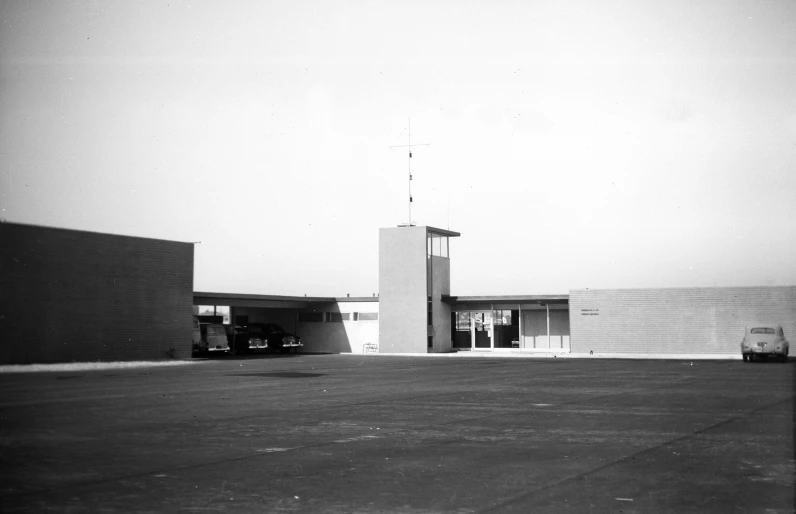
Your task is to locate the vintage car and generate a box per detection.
[192,317,202,350]
[194,323,229,354]
[741,325,789,362]
[260,323,303,353]
[228,323,269,354]
[227,323,302,354]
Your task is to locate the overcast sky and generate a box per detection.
[2,0,795,296]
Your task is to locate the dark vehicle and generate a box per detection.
[257,323,303,353]
[227,324,253,355]
[741,325,789,362]
[228,323,303,354]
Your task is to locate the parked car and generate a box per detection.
[228,323,269,354]
[226,323,303,354]
[259,323,303,353]
[194,323,229,354]
[741,325,789,362]
[192,317,202,351]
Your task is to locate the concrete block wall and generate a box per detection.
[297,301,379,353]
[378,227,428,353]
[429,255,452,352]
[0,223,194,364]
[570,286,796,355]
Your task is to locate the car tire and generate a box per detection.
[742,354,747,362]
[279,347,290,353]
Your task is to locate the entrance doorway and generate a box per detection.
[452,311,493,350]
[449,302,570,352]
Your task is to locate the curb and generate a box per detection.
[341,352,745,360]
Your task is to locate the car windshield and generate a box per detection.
[248,326,264,335]
[208,326,226,336]
[265,324,284,333]
[750,327,775,334]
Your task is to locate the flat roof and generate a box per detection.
[196,292,332,303]
[426,226,461,237]
[195,291,567,307]
[1,221,196,246]
[194,292,379,308]
[443,294,569,305]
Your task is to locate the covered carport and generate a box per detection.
[193,292,333,350]
[193,293,381,354]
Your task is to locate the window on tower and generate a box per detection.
[427,234,449,258]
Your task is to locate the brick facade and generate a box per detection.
[0,223,194,364]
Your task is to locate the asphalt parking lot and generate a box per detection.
[0,354,793,513]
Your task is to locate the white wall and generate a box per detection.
[379,227,428,353]
[570,286,796,354]
[296,301,379,354]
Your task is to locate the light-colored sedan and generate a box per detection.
[741,325,789,362]
[200,323,230,353]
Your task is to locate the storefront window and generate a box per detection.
[493,310,512,325]
[455,312,471,331]
[493,309,519,348]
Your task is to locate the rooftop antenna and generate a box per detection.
[390,118,429,226]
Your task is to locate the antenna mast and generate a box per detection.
[390,118,430,226]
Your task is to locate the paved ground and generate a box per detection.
[0,354,793,513]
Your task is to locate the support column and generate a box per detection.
[546,303,550,349]
[518,304,523,349]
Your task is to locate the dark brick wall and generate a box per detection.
[0,223,194,364]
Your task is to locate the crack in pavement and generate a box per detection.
[477,395,794,513]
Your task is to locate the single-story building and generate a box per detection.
[2,221,793,364]
[0,222,193,364]
[191,225,796,357]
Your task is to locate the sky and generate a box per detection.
[1,0,795,297]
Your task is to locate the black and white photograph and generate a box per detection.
[1,0,794,512]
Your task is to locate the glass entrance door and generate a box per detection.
[453,312,472,349]
[452,311,493,350]
[472,311,492,349]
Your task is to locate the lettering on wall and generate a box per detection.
[363,342,378,353]
[581,308,600,316]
